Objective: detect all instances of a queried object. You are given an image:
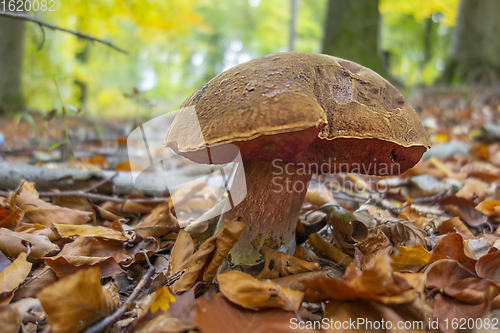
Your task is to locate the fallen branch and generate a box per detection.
[0,11,128,54]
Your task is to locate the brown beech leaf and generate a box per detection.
[0,304,22,333]
[476,248,500,282]
[433,294,491,333]
[304,188,336,207]
[38,267,116,333]
[390,245,432,270]
[381,219,426,247]
[18,180,39,198]
[0,205,24,230]
[44,237,127,278]
[355,227,393,255]
[173,218,246,293]
[307,233,352,267]
[438,196,490,229]
[218,271,304,311]
[443,277,500,305]
[0,228,59,260]
[52,195,92,211]
[302,249,416,304]
[456,177,489,200]
[170,229,194,275]
[132,225,179,242]
[0,252,32,304]
[437,216,475,239]
[425,260,476,290]
[137,202,177,228]
[257,246,320,280]
[17,224,59,241]
[132,205,179,241]
[106,200,152,214]
[427,233,477,273]
[53,223,128,241]
[193,292,320,333]
[11,193,92,226]
[272,271,327,292]
[323,300,384,333]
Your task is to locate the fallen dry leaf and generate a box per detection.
[439,196,490,229]
[437,216,475,239]
[0,304,22,333]
[257,246,320,279]
[44,236,127,278]
[218,271,304,311]
[38,267,116,333]
[382,219,427,247]
[475,199,500,216]
[272,271,327,292]
[391,245,432,270]
[307,232,352,267]
[304,187,336,207]
[302,248,416,304]
[170,229,194,275]
[476,248,500,282]
[0,205,23,230]
[53,223,128,241]
[0,252,32,304]
[427,233,477,273]
[174,217,246,292]
[193,292,320,333]
[0,228,59,260]
[11,193,92,226]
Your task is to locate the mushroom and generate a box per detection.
[164,52,430,267]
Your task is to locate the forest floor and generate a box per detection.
[1,84,500,333]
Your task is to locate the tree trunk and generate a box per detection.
[0,11,26,112]
[322,0,385,76]
[440,0,500,83]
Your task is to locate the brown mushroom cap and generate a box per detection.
[165,51,430,175]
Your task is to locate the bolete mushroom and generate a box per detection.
[164,52,430,266]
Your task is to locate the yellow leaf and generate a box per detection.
[476,200,500,216]
[150,286,176,313]
[390,245,431,270]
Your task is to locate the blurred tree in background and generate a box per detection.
[0,5,26,112]
[440,0,500,83]
[322,0,386,76]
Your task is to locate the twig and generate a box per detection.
[82,173,118,193]
[83,265,156,333]
[0,11,128,54]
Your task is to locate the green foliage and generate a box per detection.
[380,0,458,85]
[22,0,325,119]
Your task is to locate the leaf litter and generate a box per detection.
[4,89,500,332]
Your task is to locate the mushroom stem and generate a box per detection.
[224,160,312,266]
